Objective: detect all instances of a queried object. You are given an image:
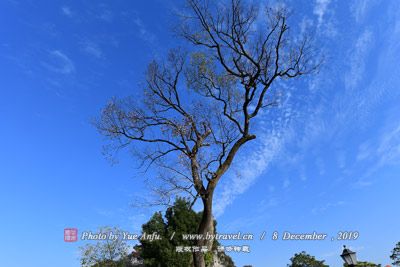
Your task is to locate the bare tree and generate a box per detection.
[96,0,319,266]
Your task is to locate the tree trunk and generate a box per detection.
[193,192,214,267]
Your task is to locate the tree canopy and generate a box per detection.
[140,197,234,267]
[391,242,400,266]
[288,251,329,267]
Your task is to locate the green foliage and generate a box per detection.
[391,242,400,266]
[79,199,235,267]
[204,251,213,266]
[140,197,234,267]
[140,212,174,267]
[288,251,329,267]
[165,197,201,247]
[140,198,199,267]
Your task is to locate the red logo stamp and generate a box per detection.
[64,228,78,242]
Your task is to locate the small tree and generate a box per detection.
[391,242,400,266]
[80,227,129,267]
[288,251,329,267]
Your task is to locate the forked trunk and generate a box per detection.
[193,193,214,267]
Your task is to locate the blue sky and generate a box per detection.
[1,0,399,266]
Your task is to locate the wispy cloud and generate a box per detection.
[209,0,397,218]
[376,123,400,166]
[283,178,291,189]
[356,141,373,162]
[61,6,73,17]
[344,29,373,90]
[350,0,381,23]
[311,0,338,38]
[132,16,156,44]
[314,0,331,26]
[354,179,373,187]
[96,4,113,22]
[214,129,287,217]
[312,200,346,214]
[355,121,400,186]
[43,50,75,74]
[82,41,103,59]
[98,10,113,22]
[350,0,368,22]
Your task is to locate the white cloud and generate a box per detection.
[351,0,368,22]
[314,0,331,26]
[354,121,400,187]
[312,200,346,214]
[369,122,400,167]
[93,3,114,22]
[377,123,400,165]
[316,157,326,176]
[82,41,103,59]
[44,50,75,74]
[345,29,373,90]
[211,83,297,217]
[213,129,286,217]
[98,10,113,22]
[354,179,373,187]
[212,0,397,218]
[283,178,290,188]
[61,6,72,17]
[265,198,278,207]
[350,0,381,23]
[268,185,275,193]
[133,16,156,44]
[299,17,314,35]
[312,0,338,38]
[356,141,373,161]
[337,150,346,170]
